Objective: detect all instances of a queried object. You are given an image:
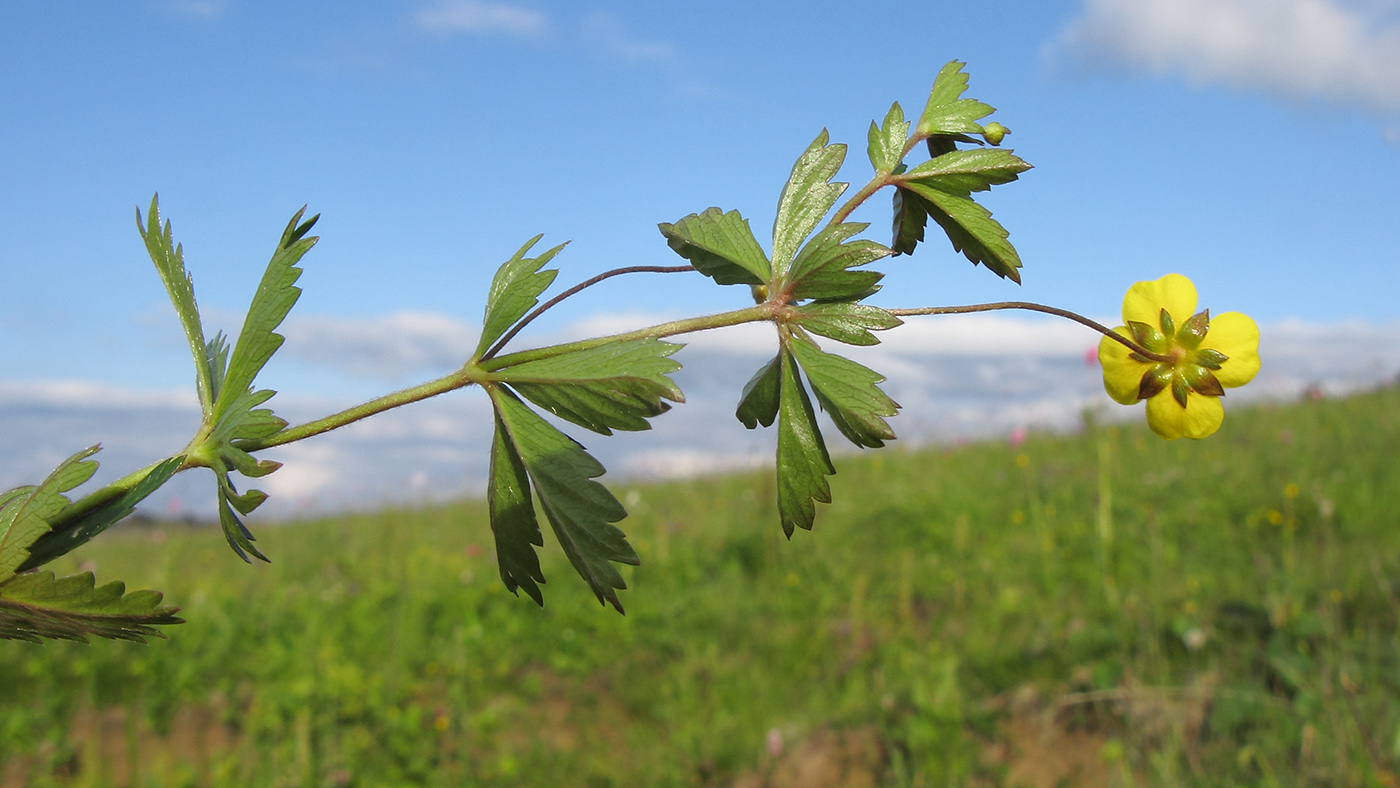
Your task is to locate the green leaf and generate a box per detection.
[0,571,183,644]
[791,302,902,347]
[488,387,639,612]
[215,207,318,426]
[772,130,848,275]
[901,148,1032,195]
[0,446,100,584]
[775,348,833,537]
[213,464,269,563]
[474,236,566,358]
[788,334,900,448]
[867,102,910,173]
[137,195,214,415]
[891,187,931,256]
[19,457,183,573]
[488,411,547,605]
[495,338,684,435]
[785,221,890,301]
[899,180,1023,283]
[658,208,770,286]
[736,355,781,429]
[916,60,995,138]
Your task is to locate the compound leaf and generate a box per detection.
[658,208,770,286]
[20,457,183,573]
[488,412,546,605]
[772,130,848,275]
[891,187,931,256]
[785,222,890,302]
[789,334,900,448]
[0,571,183,644]
[736,354,781,429]
[0,446,100,584]
[791,302,902,347]
[216,207,318,424]
[474,236,566,358]
[917,60,995,138]
[489,388,639,612]
[775,348,833,537]
[899,180,1023,283]
[902,148,1031,195]
[496,338,684,435]
[137,195,214,415]
[867,101,910,173]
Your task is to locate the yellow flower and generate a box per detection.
[1098,273,1259,440]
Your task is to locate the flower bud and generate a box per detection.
[982,122,1009,146]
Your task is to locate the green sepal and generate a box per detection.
[736,355,782,429]
[488,387,639,612]
[788,334,899,448]
[0,446,101,583]
[1194,348,1228,370]
[20,457,183,573]
[867,101,909,173]
[658,208,770,286]
[1171,371,1191,408]
[487,412,546,606]
[916,60,995,138]
[1177,310,1210,351]
[900,148,1032,195]
[784,222,890,302]
[791,302,902,347]
[1158,308,1177,340]
[775,348,834,537]
[494,338,684,435]
[0,571,183,644]
[137,195,214,416]
[474,236,567,358]
[1185,366,1226,398]
[1128,320,1167,354]
[891,187,930,256]
[772,130,848,275]
[1138,364,1172,401]
[898,180,1023,282]
[214,207,318,428]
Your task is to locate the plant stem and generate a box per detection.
[481,264,696,361]
[889,302,1174,362]
[830,173,891,226]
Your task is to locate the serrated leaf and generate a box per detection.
[867,102,910,173]
[891,187,931,256]
[215,207,318,426]
[658,208,770,286]
[0,571,183,644]
[0,446,100,583]
[20,457,183,573]
[488,412,546,605]
[775,348,833,537]
[789,334,899,448]
[792,302,902,347]
[900,180,1023,283]
[489,387,639,612]
[917,60,994,137]
[902,148,1031,195]
[474,236,566,358]
[772,130,848,275]
[496,338,684,435]
[736,355,781,429]
[214,467,268,563]
[137,195,214,415]
[785,222,890,301]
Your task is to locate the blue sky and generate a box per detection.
[2,0,1398,515]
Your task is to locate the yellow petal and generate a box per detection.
[1201,311,1260,388]
[1146,390,1224,440]
[1098,328,1149,405]
[1121,273,1197,329]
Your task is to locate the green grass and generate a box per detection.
[3,384,1399,787]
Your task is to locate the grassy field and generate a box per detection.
[2,384,1399,787]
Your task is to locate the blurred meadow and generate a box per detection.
[2,383,1399,787]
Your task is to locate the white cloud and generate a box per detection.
[1053,0,1400,112]
[414,0,549,37]
[278,310,477,381]
[580,12,679,66]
